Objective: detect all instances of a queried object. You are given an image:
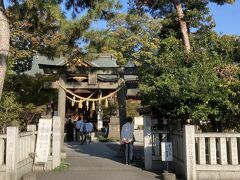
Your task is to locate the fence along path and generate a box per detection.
[169,126,240,180]
[0,116,62,180]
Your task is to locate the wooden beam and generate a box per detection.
[38,64,138,75]
[44,82,120,89]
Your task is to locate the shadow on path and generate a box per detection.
[37,139,163,180]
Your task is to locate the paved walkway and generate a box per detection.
[37,139,162,180]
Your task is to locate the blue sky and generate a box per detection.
[209,1,240,35]
[90,1,240,35]
[4,0,240,35]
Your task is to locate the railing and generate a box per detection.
[195,133,240,166]
[169,131,185,178]
[0,116,62,180]
[169,126,240,180]
[18,131,35,163]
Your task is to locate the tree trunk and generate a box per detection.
[173,0,191,55]
[0,2,10,101]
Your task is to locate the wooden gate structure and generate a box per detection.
[39,54,138,147]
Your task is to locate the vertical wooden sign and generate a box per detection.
[35,118,52,164]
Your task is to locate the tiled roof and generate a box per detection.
[24,55,65,76]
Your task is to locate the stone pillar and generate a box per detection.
[184,125,196,180]
[219,137,227,165]
[198,137,206,165]
[27,125,36,153]
[58,77,66,150]
[52,116,61,168]
[229,137,238,165]
[0,138,4,166]
[143,115,152,170]
[97,111,103,131]
[6,127,19,180]
[209,137,217,164]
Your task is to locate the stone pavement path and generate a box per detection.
[37,139,162,180]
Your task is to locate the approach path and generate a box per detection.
[36,138,162,180]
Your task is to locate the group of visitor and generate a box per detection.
[75,116,93,144]
[65,114,135,165]
[65,115,93,145]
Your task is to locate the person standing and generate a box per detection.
[121,117,135,165]
[65,119,74,142]
[75,116,84,142]
[81,118,93,145]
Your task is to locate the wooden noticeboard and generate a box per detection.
[35,118,52,164]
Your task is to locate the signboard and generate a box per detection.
[35,118,52,164]
[161,142,173,161]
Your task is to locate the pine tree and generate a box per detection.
[131,0,236,56]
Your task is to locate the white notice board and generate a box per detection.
[161,142,173,161]
[35,118,52,164]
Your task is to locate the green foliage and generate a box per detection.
[0,74,58,131]
[7,1,70,73]
[126,100,140,118]
[54,159,70,171]
[102,100,117,121]
[85,13,161,66]
[97,135,110,142]
[4,74,58,105]
[131,0,235,34]
[96,134,119,142]
[0,92,24,132]
[139,46,240,130]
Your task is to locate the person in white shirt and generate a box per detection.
[121,117,135,165]
[75,116,84,142]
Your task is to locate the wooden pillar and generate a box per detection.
[117,78,127,135]
[58,76,66,150]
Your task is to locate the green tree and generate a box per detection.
[84,1,240,131]
[0,0,120,100]
[7,1,69,73]
[0,92,23,132]
[84,13,161,66]
[131,0,236,56]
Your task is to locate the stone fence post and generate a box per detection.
[184,125,196,180]
[143,115,152,170]
[0,138,4,166]
[52,116,61,168]
[6,127,19,180]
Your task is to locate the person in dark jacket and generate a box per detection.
[65,119,74,142]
